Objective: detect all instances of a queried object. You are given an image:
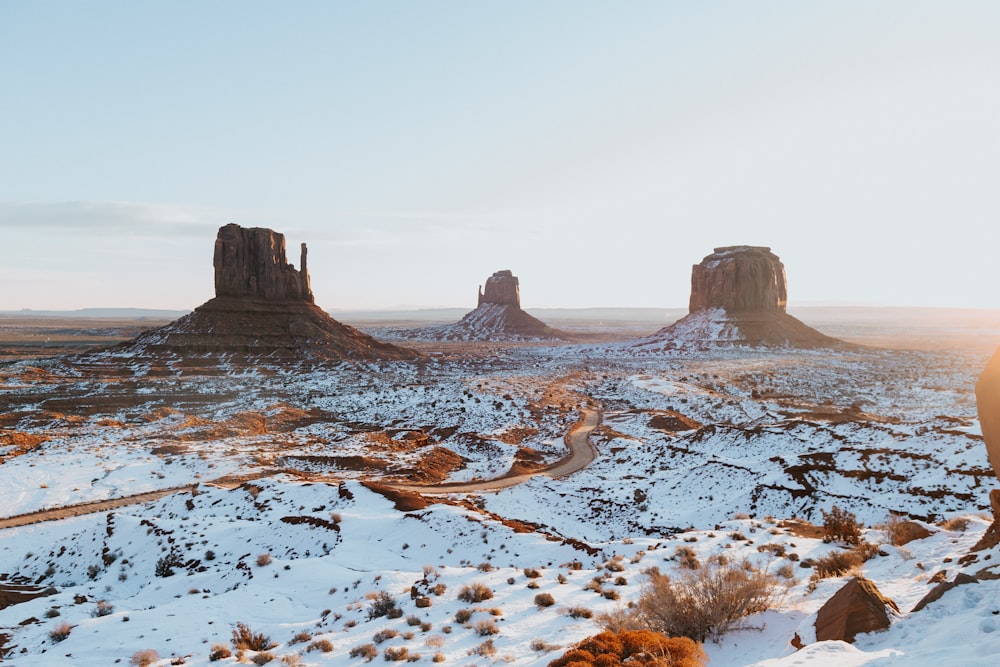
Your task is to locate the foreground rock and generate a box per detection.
[636,246,846,350]
[392,269,571,342]
[976,347,1000,482]
[97,224,418,363]
[814,576,899,643]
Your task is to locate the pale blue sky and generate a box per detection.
[2,1,999,310]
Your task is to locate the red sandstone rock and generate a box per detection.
[214,223,313,302]
[478,270,520,307]
[976,348,1000,482]
[690,246,787,314]
[814,576,898,643]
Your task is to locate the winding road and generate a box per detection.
[0,409,602,529]
[388,407,602,495]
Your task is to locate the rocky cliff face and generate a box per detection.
[214,223,313,303]
[976,348,1000,482]
[478,270,520,307]
[689,246,787,314]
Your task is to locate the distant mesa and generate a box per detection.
[636,245,845,350]
[393,269,571,342]
[101,224,418,362]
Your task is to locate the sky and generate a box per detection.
[2,1,999,312]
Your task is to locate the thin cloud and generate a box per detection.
[0,201,235,238]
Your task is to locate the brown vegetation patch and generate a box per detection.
[401,447,466,483]
[779,519,826,539]
[508,447,546,476]
[549,630,706,667]
[362,482,433,511]
[646,410,703,432]
[494,427,539,445]
[280,515,341,531]
[151,444,189,456]
[0,583,54,611]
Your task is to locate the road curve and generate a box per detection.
[0,411,602,529]
[388,407,602,495]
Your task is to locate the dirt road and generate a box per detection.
[0,410,602,529]
[388,407,602,495]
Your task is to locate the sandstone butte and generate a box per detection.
[100,223,418,363]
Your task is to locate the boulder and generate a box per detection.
[814,576,898,643]
[478,270,520,307]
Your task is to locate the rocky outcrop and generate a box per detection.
[389,270,570,342]
[214,223,313,302]
[634,246,846,351]
[98,224,417,363]
[478,270,520,307]
[690,246,787,313]
[814,576,898,643]
[976,348,1000,482]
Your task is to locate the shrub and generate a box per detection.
[306,639,333,653]
[155,555,180,577]
[530,638,560,652]
[209,644,232,661]
[603,589,621,601]
[367,591,399,620]
[431,583,447,596]
[821,506,862,545]
[548,630,707,667]
[281,656,304,667]
[256,553,273,567]
[475,619,499,636]
[457,582,493,603]
[433,653,445,662]
[130,649,159,666]
[567,607,594,619]
[350,643,378,661]
[251,653,275,665]
[406,615,422,627]
[93,600,114,617]
[373,629,398,644]
[476,562,493,572]
[290,631,312,644]
[454,608,473,624]
[49,622,73,642]
[810,549,864,580]
[940,515,972,532]
[524,567,542,578]
[383,646,409,661]
[471,639,496,657]
[232,622,275,651]
[534,592,556,608]
[636,557,780,642]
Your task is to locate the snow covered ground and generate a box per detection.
[1,331,998,665]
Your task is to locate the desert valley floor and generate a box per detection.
[1,309,1000,666]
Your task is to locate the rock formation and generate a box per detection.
[101,224,417,363]
[214,223,313,302]
[635,245,846,350]
[814,576,898,643]
[478,270,520,307]
[689,246,787,313]
[392,270,570,342]
[976,348,1000,482]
